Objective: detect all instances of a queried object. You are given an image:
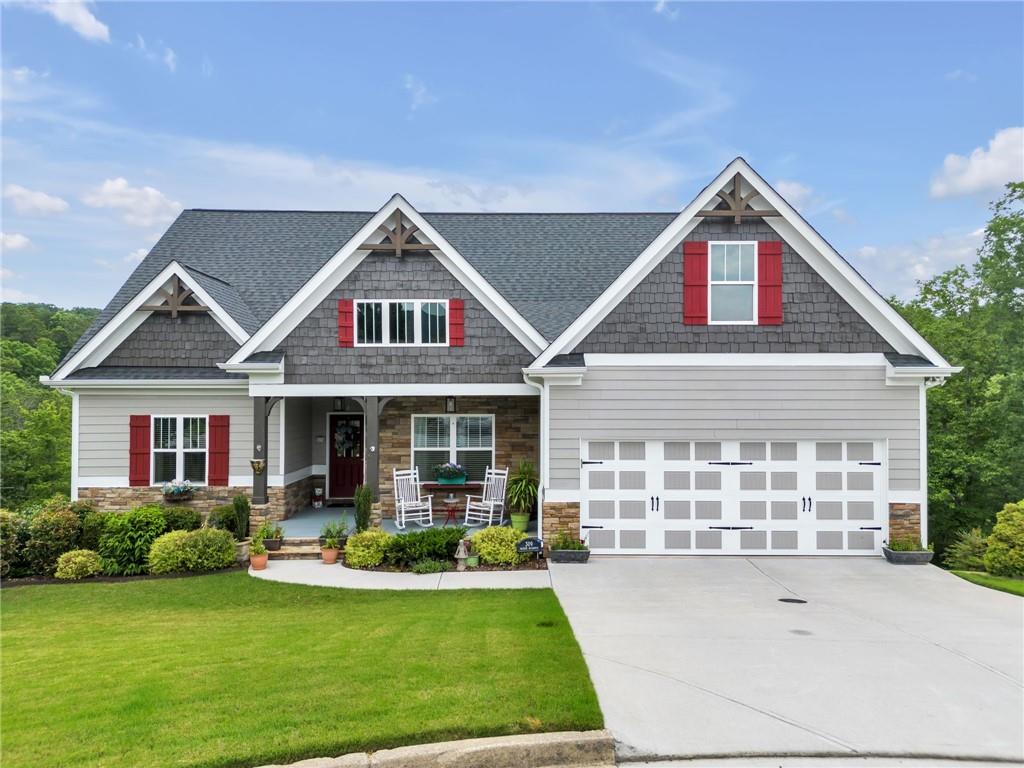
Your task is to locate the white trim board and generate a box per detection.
[227,195,547,364]
[42,378,247,391]
[51,261,251,380]
[583,353,891,368]
[249,383,539,397]
[532,157,953,370]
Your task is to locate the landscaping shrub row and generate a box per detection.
[943,499,1024,577]
[343,525,529,571]
[0,492,249,580]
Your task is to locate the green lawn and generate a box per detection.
[952,570,1024,596]
[1,572,602,768]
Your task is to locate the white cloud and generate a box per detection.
[930,127,1024,198]
[82,178,182,226]
[852,228,984,298]
[163,48,177,73]
[831,208,854,224]
[126,247,148,264]
[3,183,70,215]
[774,179,814,211]
[653,0,679,20]
[403,75,436,114]
[1,232,32,251]
[774,178,847,221]
[29,0,110,43]
[0,284,39,302]
[129,34,178,73]
[945,69,977,83]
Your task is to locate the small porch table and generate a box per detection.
[421,482,483,527]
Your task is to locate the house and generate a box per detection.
[42,158,959,555]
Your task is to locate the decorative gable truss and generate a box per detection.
[531,157,956,374]
[48,261,251,382]
[224,194,548,368]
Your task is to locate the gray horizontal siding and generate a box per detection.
[79,392,279,481]
[283,397,313,474]
[549,366,919,492]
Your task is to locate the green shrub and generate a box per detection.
[0,509,20,577]
[55,549,103,580]
[99,506,166,575]
[385,527,465,567]
[943,527,989,571]
[148,528,236,574]
[253,519,283,543]
[471,526,526,565]
[548,531,587,550]
[162,506,202,533]
[345,529,391,569]
[69,499,96,522]
[887,537,930,552]
[353,485,373,532]
[79,511,115,551]
[507,461,538,516]
[983,500,1024,577]
[411,558,448,574]
[320,519,348,542]
[232,495,251,539]
[207,505,241,539]
[23,507,81,576]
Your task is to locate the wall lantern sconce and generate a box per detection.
[333,398,343,411]
[250,458,266,475]
[445,396,457,413]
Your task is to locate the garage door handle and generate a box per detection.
[581,525,603,529]
[707,461,753,466]
[802,496,807,512]
[858,461,881,466]
[859,526,882,530]
[708,526,754,530]
[581,460,604,465]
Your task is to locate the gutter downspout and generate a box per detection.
[522,371,546,539]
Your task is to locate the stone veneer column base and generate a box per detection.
[888,502,922,542]
[542,501,581,540]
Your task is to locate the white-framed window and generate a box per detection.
[709,242,757,324]
[355,299,448,346]
[411,414,494,482]
[152,415,208,485]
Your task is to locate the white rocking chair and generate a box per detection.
[393,468,434,530]
[464,466,509,527]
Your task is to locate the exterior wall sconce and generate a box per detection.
[250,458,266,475]
[333,398,343,411]
[445,396,457,413]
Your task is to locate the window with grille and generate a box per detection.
[412,414,494,482]
[152,415,207,484]
[709,242,757,324]
[355,300,448,346]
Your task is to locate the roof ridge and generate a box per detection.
[184,208,678,216]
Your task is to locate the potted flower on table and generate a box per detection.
[434,462,467,485]
[507,460,538,533]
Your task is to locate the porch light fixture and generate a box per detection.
[333,398,343,411]
[250,458,266,475]
[445,396,456,413]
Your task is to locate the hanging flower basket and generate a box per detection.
[434,462,467,485]
[162,479,194,502]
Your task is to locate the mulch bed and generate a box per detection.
[1,565,247,589]
[352,557,548,573]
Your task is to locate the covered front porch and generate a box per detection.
[249,391,541,529]
[279,505,540,537]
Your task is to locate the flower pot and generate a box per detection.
[250,552,269,571]
[882,546,933,565]
[550,549,590,564]
[163,491,193,503]
[510,512,530,532]
[321,548,339,565]
[234,538,251,565]
[436,475,467,485]
[263,537,282,551]
[466,554,480,568]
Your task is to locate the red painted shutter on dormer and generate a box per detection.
[758,241,783,325]
[682,241,709,325]
[129,415,151,487]
[449,299,465,346]
[337,299,354,347]
[208,415,230,486]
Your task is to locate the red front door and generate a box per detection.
[328,414,364,499]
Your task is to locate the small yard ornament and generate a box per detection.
[455,538,469,572]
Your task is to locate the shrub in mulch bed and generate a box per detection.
[1,565,247,588]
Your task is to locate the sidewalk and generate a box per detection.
[249,559,552,590]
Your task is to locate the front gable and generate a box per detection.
[278,250,535,384]
[100,312,240,368]
[573,217,894,354]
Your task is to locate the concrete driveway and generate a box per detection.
[550,557,1023,762]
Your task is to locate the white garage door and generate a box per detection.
[581,439,886,555]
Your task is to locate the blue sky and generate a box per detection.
[2,1,1022,309]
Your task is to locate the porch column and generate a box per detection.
[364,395,380,500]
[251,396,281,505]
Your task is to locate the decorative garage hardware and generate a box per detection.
[859,526,882,531]
[696,172,781,224]
[355,209,437,256]
[859,461,882,466]
[140,274,208,318]
[581,460,604,465]
[650,496,661,511]
[778,598,807,604]
[801,496,814,512]
[707,461,753,466]
[708,526,754,530]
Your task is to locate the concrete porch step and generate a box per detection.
[268,538,325,561]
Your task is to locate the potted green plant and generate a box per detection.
[506,460,538,533]
[256,520,284,551]
[321,537,340,565]
[464,538,479,568]
[548,531,590,564]
[250,539,269,570]
[434,462,467,485]
[319,520,348,548]
[883,537,934,564]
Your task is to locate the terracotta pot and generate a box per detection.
[321,548,339,565]
[250,553,269,571]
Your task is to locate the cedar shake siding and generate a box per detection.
[573,218,895,355]
[99,313,239,368]
[278,252,535,384]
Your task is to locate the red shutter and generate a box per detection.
[337,299,354,347]
[682,241,709,325]
[758,241,783,325]
[208,415,230,486]
[449,298,465,346]
[129,415,151,487]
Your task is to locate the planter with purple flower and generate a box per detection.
[162,479,194,503]
[434,462,467,485]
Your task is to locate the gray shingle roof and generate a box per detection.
[885,353,935,368]
[59,209,675,368]
[67,366,246,380]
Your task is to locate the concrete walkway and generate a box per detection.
[551,557,1024,763]
[249,559,552,590]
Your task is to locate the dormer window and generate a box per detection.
[709,242,757,324]
[355,299,449,346]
